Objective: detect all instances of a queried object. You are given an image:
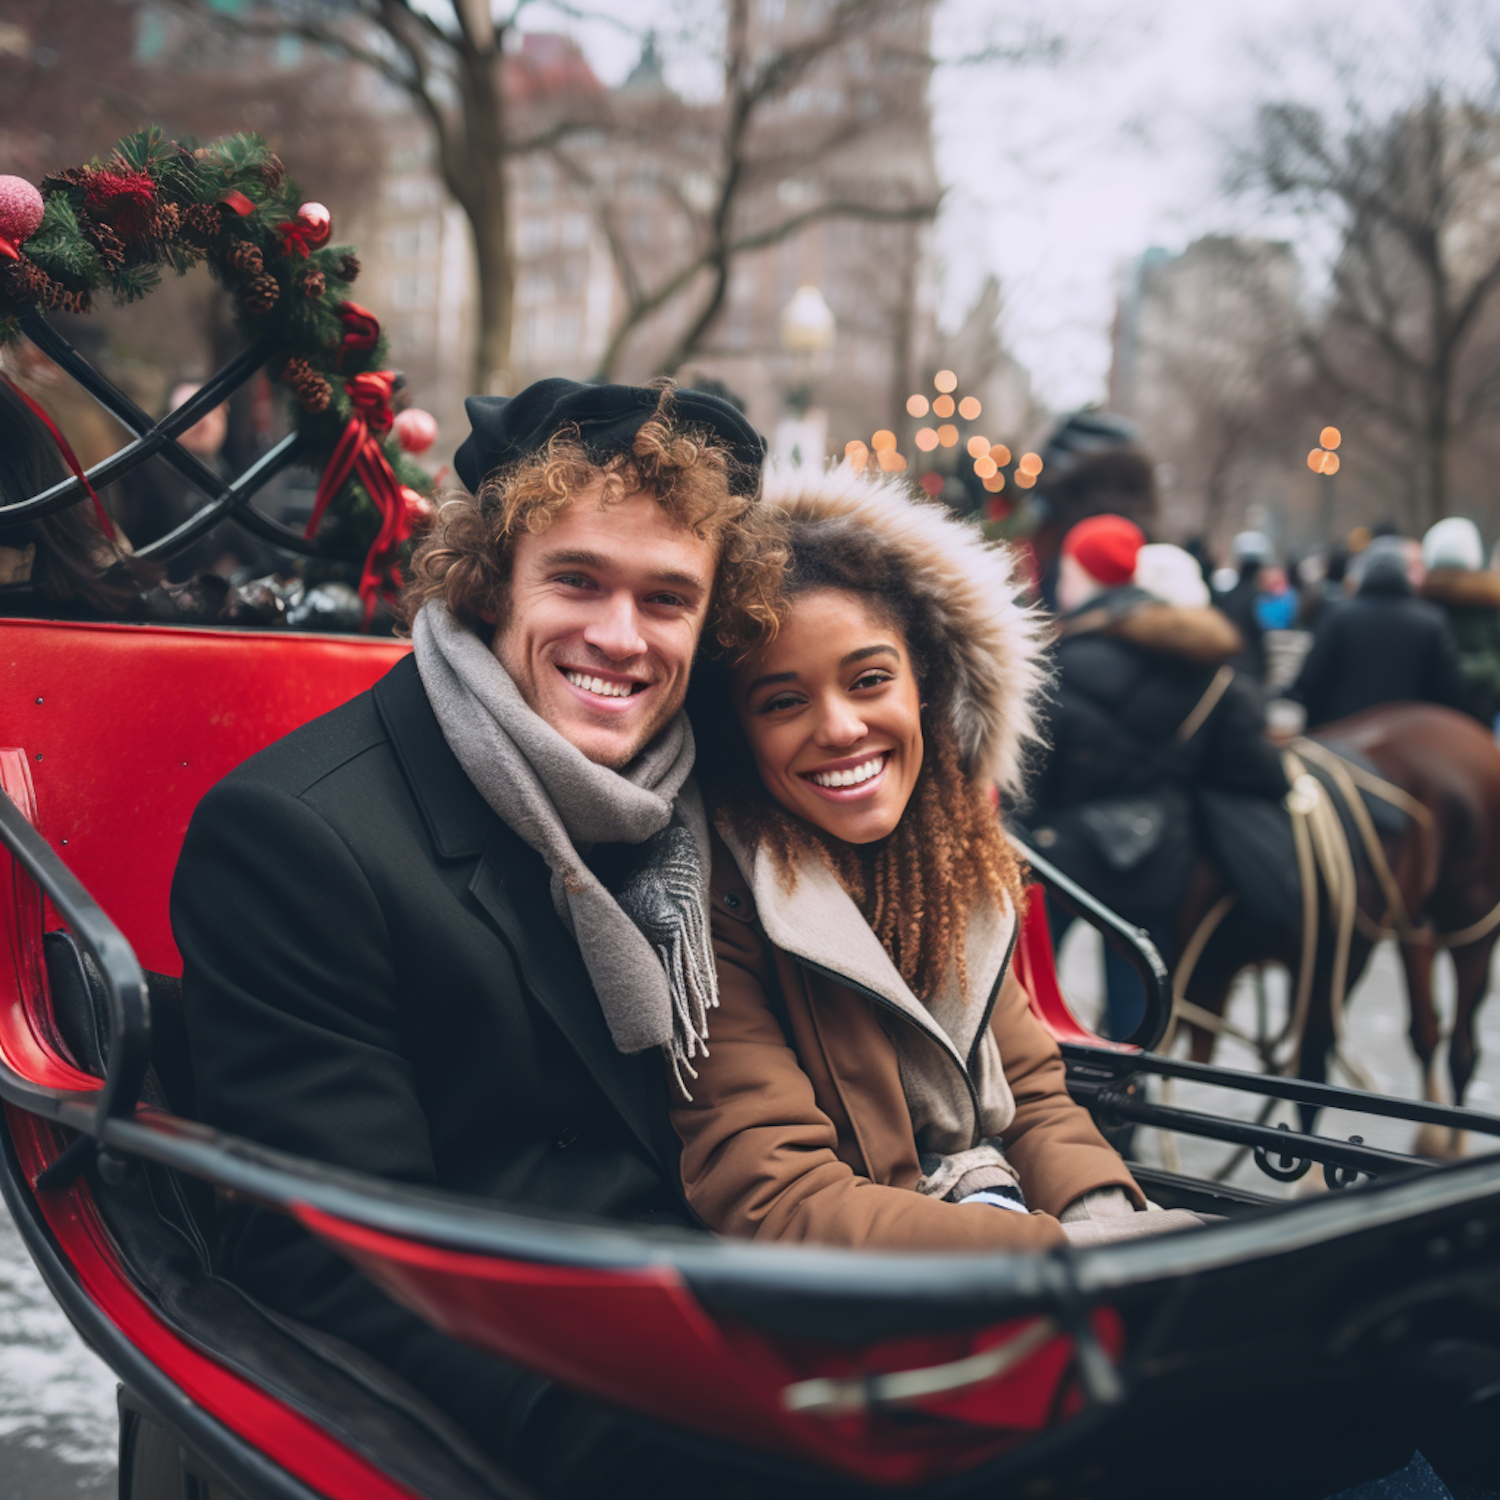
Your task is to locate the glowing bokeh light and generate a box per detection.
[1320,426,1342,451]
[966,434,990,458]
[871,429,897,452]
[933,395,956,419]
[958,396,981,421]
[848,447,868,471]
[1018,452,1043,476]
[937,423,959,447]
[1015,469,1036,489]
[906,394,930,418]
[983,474,1005,493]
[974,456,998,478]
[915,427,939,451]
[989,443,1011,466]
[934,370,958,394]
[1321,452,1340,475]
[1306,449,1324,473]
[878,449,907,472]
[845,439,867,456]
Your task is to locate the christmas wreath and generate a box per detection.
[0,127,436,622]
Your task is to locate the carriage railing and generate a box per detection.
[5,759,1500,1297]
[1015,838,1173,1052]
[1,312,364,567]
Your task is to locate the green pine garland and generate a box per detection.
[0,126,433,584]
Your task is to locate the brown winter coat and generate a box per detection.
[671,836,1145,1252]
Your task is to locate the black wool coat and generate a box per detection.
[172,653,694,1452]
[1026,588,1288,921]
[1291,564,1468,729]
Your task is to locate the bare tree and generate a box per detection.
[1115,237,1306,540]
[555,0,943,382]
[177,0,622,395]
[1239,75,1500,530]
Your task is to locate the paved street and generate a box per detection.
[0,935,1497,1496]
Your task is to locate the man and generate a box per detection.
[1027,516,1286,1039]
[172,379,778,1482]
[1291,534,1467,728]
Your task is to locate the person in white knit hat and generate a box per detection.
[1420,517,1500,726]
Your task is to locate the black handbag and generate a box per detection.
[1074,796,1169,873]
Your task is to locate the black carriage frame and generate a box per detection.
[0,312,365,576]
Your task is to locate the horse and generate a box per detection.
[1171,703,1500,1153]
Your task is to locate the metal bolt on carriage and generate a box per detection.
[2,319,1500,1500]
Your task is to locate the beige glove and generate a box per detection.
[1059,1187,1214,1245]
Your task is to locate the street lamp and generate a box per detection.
[1308,426,1342,542]
[776,285,836,468]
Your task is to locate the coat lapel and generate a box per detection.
[467,829,672,1173]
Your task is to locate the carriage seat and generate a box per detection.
[2,619,538,1498]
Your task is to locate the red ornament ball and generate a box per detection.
[0,176,45,248]
[394,407,438,455]
[297,201,331,247]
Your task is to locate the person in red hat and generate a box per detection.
[1024,515,1286,1039]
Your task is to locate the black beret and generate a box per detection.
[453,378,765,497]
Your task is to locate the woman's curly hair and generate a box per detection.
[399,385,784,655]
[692,516,1026,1004]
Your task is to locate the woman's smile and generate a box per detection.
[735,588,924,844]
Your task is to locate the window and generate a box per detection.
[390,272,436,310]
[554,309,581,356]
[518,217,553,255]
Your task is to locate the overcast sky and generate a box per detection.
[555,0,1499,414]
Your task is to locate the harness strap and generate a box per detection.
[1175,665,1235,744]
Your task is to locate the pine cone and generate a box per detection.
[49,285,91,316]
[2,257,51,306]
[243,272,280,314]
[298,268,326,300]
[281,356,333,414]
[180,204,222,246]
[260,154,286,193]
[150,201,181,241]
[81,214,127,268]
[39,165,91,197]
[336,252,360,284]
[227,241,264,277]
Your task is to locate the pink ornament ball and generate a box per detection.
[0,176,45,247]
[394,407,438,455]
[298,201,331,245]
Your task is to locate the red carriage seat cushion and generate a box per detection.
[1,619,408,975]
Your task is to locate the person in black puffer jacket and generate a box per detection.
[1291,535,1468,729]
[1026,518,1287,1039]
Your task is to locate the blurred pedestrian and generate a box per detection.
[1028,519,1285,1039]
[1419,517,1500,727]
[1213,530,1271,682]
[1290,534,1468,728]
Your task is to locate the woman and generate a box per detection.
[679,464,1201,1251]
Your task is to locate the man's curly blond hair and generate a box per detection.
[400,387,784,655]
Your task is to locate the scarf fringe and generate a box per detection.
[661,898,719,1101]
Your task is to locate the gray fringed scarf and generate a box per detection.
[412,602,717,1095]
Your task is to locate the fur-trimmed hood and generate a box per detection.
[1422,567,1500,611]
[758,461,1048,798]
[1059,585,1242,666]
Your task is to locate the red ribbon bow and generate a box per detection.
[303,370,413,626]
[336,302,381,368]
[275,219,321,258]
